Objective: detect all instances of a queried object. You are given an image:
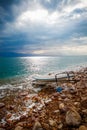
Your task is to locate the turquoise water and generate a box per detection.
[0,56,87,79]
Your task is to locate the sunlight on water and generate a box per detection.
[24,56,50,73]
[29,56,48,65]
[0,56,87,79]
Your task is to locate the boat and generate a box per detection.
[33,72,74,82]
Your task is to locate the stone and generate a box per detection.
[33,121,43,130]
[16,122,26,127]
[6,113,12,119]
[82,109,87,114]
[14,126,23,130]
[43,123,49,129]
[19,92,28,96]
[59,103,65,110]
[58,123,63,129]
[59,103,66,112]
[81,99,87,109]
[79,125,87,130]
[0,103,5,109]
[66,108,81,126]
[53,110,60,113]
[49,119,57,127]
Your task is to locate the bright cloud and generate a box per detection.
[0,0,87,56]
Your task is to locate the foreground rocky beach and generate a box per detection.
[0,67,87,130]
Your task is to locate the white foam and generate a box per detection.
[0,84,13,90]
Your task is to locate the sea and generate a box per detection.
[0,56,87,98]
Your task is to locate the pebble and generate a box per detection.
[66,108,81,126]
[0,103,5,109]
[59,103,65,110]
[79,125,87,130]
[53,110,60,113]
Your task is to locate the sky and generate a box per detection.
[0,0,87,56]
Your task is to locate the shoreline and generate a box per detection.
[0,66,87,130]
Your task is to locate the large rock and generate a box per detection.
[66,108,81,126]
[79,125,87,130]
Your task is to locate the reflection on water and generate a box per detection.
[0,56,87,79]
[25,57,49,72]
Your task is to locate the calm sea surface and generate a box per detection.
[0,56,87,79]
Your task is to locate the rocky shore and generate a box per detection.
[0,67,87,130]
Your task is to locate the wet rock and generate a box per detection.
[33,121,43,130]
[0,103,5,109]
[14,126,23,130]
[66,108,81,126]
[79,125,87,130]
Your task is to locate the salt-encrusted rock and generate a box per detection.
[14,126,23,130]
[79,125,87,130]
[66,108,81,126]
[0,103,5,109]
[33,121,43,130]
